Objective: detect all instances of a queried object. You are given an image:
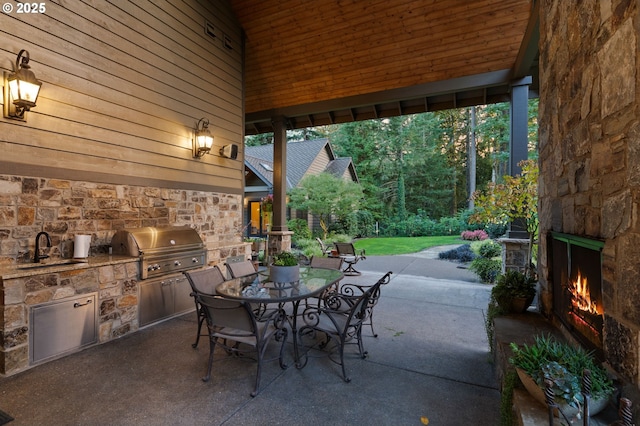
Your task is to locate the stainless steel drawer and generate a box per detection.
[30,293,98,365]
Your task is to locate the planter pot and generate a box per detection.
[516,368,609,418]
[269,264,300,283]
[497,295,534,313]
[252,241,265,252]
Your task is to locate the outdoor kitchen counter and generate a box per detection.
[0,254,138,281]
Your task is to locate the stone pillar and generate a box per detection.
[498,237,529,274]
[267,230,293,257]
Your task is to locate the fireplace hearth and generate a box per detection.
[550,232,605,355]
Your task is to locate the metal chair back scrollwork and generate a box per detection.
[339,271,392,337]
[195,292,288,397]
[183,266,227,348]
[298,271,392,382]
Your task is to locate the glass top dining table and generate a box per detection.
[215,266,344,303]
[215,266,344,367]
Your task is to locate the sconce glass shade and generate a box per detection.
[193,118,213,158]
[4,50,42,119]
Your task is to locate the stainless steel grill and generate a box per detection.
[110,226,206,279]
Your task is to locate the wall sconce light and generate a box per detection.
[3,50,42,120]
[193,118,213,158]
[219,144,238,160]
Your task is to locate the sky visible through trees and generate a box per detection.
[245,100,539,225]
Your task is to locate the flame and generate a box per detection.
[569,271,600,315]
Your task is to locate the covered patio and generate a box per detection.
[0,257,498,425]
[3,0,640,422]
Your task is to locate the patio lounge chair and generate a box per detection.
[333,242,366,276]
[183,266,227,348]
[316,237,333,255]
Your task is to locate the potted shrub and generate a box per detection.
[491,269,536,313]
[269,251,300,283]
[510,334,615,418]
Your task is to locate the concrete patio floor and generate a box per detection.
[0,252,500,425]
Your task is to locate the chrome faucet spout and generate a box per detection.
[34,231,52,263]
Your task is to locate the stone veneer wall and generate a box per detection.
[0,174,249,265]
[538,0,639,386]
[1,261,138,374]
[0,173,250,374]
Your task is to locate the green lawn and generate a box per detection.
[353,235,464,256]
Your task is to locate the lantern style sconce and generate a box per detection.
[193,118,213,158]
[3,50,42,120]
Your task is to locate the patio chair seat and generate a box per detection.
[298,271,392,382]
[196,293,288,397]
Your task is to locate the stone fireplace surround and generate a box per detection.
[0,173,250,375]
[536,0,640,412]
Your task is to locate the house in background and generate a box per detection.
[244,139,359,237]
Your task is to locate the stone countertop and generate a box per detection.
[0,255,138,280]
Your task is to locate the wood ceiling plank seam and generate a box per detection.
[244,29,525,81]
[237,0,529,51]
[245,19,527,67]
[244,56,516,108]
[245,44,518,92]
[233,0,520,40]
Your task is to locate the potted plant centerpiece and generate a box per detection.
[269,251,300,283]
[491,269,537,313]
[510,334,615,418]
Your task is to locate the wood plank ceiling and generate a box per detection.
[229,0,538,135]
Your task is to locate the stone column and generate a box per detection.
[498,237,530,274]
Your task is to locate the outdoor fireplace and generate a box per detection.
[550,232,604,355]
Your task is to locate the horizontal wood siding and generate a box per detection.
[231,0,531,114]
[0,0,244,193]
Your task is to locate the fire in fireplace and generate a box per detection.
[550,232,605,355]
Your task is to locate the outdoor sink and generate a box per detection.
[16,259,88,270]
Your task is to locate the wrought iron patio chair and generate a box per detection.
[184,266,227,348]
[195,292,288,397]
[333,242,366,276]
[309,255,343,270]
[298,271,392,382]
[339,271,392,337]
[225,259,258,282]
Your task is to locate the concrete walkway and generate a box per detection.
[0,250,500,425]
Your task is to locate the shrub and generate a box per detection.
[461,229,489,241]
[478,240,502,258]
[438,244,476,262]
[271,251,299,266]
[288,218,311,241]
[469,257,501,283]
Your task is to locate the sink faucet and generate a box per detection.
[34,231,52,263]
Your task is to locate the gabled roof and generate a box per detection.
[244,139,358,190]
[325,158,359,183]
